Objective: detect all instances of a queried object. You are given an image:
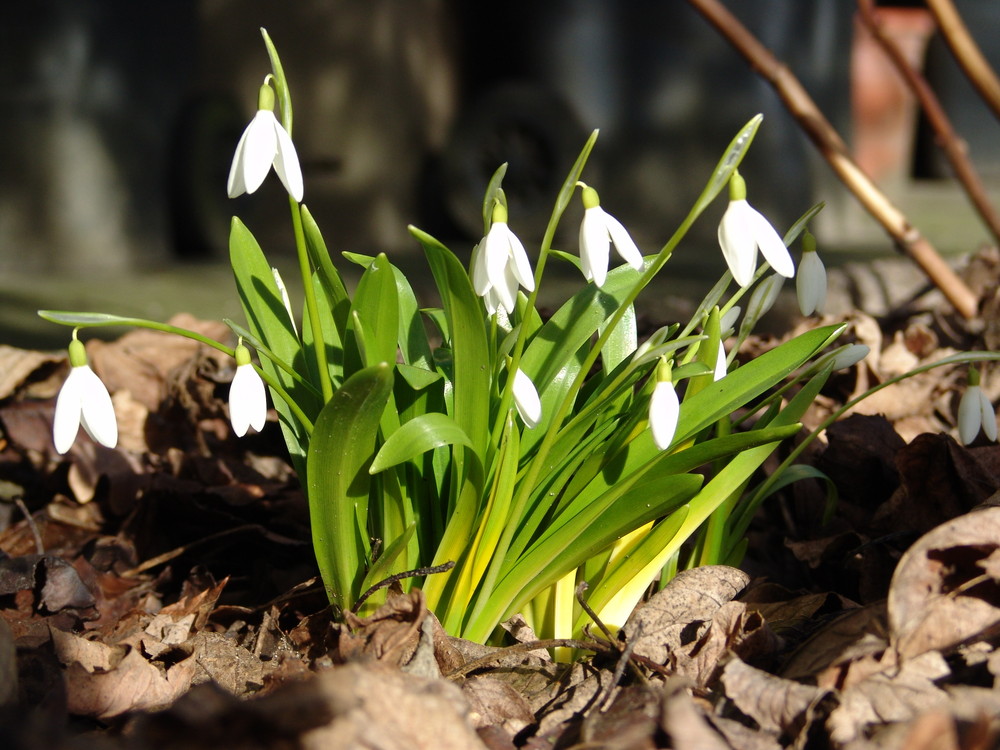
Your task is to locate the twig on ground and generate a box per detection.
[687,0,979,320]
[857,0,1000,246]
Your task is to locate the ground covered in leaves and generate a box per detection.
[4,253,1000,749]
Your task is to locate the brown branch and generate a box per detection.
[857,0,1000,246]
[686,0,978,320]
[925,0,1000,123]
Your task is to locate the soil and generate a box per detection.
[3,251,1000,749]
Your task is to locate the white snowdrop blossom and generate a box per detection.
[649,359,679,451]
[471,203,535,315]
[796,231,827,316]
[53,338,117,454]
[714,340,728,382]
[717,171,794,287]
[230,343,268,437]
[513,368,542,429]
[829,344,870,371]
[227,82,304,202]
[578,185,643,287]
[958,369,997,445]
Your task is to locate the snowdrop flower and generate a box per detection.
[958,368,997,445]
[714,340,728,382]
[649,359,679,451]
[718,171,794,287]
[230,343,268,437]
[471,203,535,315]
[227,81,304,202]
[578,185,643,287]
[513,368,542,429]
[53,338,117,454]
[796,231,827,316]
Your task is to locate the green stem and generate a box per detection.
[291,200,333,402]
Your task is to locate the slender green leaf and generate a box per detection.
[370,413,474,473]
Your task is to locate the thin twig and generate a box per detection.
[352,561,455,613]
[857,0,1000,246]
[15,497,44,554]
[443,638,609,680]
[926,0,1000,123]
[686,0,978,320]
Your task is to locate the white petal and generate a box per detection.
[580,207,611,286]
[76,367,118,449]
[241,111,280,196]
[504,226,535,292]
[649,380,679,450]
[830,344,869,371]
[714,341,727,382]
[604,212,644,270]
[494,258,520,314]
[958,386,984,445]
[230,363,268,436]
[53,368,85,454]
[226,122,254,198]
[271,118,304,201]
[483,223,510,292]
[513,369,542,429]
[796,251,827,316]
[750,207,795,279]
[470,242,492,296]
[980,390,997,441]
[718,201,758,287]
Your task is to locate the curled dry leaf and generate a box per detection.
[888,507,1000,660]
[720,656,832,740]
[624,565,771,687]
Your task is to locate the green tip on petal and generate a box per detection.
[68,338,87,368]
[969,366,982,387]
[257,82,275,112]
[235,343,252,367]
[728,170,747,201]
[491,201,508,225]
[581,185,600,209]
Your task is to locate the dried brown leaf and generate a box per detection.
[720,656,831,738]
[624,565,750,665]
[659,679,734,750]
[888,508,1000,659]
[463,675,536,735]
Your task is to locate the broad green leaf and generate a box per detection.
[370,413,474,473]
[410,226,491,455]
[301,205,350,339]
[346,253,398,372]
[306,363,393,611]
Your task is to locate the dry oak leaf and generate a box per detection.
[624,565,761,686]
[888,507,1000,660]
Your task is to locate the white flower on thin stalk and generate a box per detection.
[230,343,268,437]
[718,170,794,287]
[53,338,118,454]
[649,358,680,451]
[512,368,542,429]
[578,185,643,287]
[796,230,827,317]
[471,203,535,315]
[958,368,997,445]
[227,80,304,202]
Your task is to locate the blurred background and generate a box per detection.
[2,0,999,347]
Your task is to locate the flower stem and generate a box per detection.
[291,200,333,402]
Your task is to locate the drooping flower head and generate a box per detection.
[53,337,118,454]
[958,367,997,445]
[512,368,541,429]
[717,170,794,287]
[578,185,643,287]
[470,202,535,315]
[649,358,679,451]
[796,230,827,317]
[230,342,268,437]
[227,79,304,202]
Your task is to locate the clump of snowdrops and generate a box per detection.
[40,29,999,646]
